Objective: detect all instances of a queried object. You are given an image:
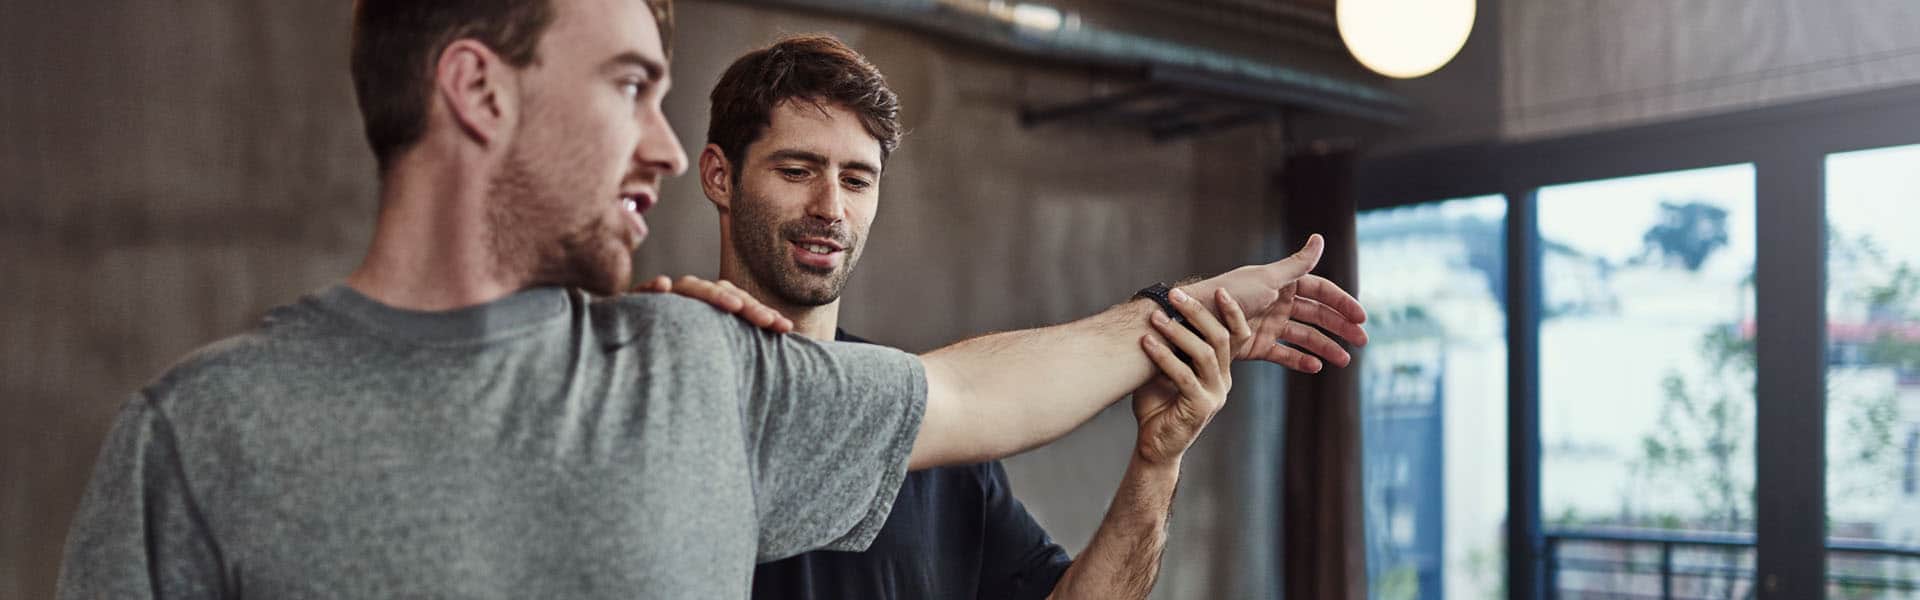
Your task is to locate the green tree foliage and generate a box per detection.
[1629,228,1917,597]
[1639,200,1731,272]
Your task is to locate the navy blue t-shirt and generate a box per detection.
[749,330,1074,600]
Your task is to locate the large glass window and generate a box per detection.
[1357,195,1508,600]
[1824,143,1920,597]
[1536,165,1758,597]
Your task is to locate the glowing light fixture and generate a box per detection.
[1336,0,1475,79]
[1010,3,1063,32]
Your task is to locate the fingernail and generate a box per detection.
[1151,311,1169,325]
[1170,288,1192,303]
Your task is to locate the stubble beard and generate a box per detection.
[486,143,632,297]
[730,188,862,308]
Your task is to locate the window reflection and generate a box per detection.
[1357,195,1508,600]
[1824,143,1920,597]
[1537,164,1758,597]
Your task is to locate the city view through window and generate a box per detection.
[1825,143,1920,596]
[1360,151,1920,597]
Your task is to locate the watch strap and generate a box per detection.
[1134,282,1197,362]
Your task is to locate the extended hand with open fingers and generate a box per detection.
[1179,233,1368,373]
[631,275,795,333]
[1132,287,1255,465]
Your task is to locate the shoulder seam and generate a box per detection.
[142,389,238,595]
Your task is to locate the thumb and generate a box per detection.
[1267,233,1324,282]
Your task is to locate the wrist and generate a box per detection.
[1104,297,1158,325]
[1130,442,1186,471]
[1131,283,1201,363]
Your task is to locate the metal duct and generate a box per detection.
[719,0,1410,137]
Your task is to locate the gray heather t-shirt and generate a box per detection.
[58,285,927,599]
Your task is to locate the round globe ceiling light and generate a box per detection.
[1336,0,1475,79]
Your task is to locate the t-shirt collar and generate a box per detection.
[312,284,570,344]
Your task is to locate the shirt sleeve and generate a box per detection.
[975,462,1074,600]
[58,392,227,599]
[728,326,928,562]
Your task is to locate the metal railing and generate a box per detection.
[1544,527,1920,599]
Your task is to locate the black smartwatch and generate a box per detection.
[1134,282,1200,362]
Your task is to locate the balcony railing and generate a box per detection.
[1544,527,1920,599]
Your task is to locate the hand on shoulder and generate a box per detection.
[630,275,794,334]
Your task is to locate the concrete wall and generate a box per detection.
[2,3,378,598]
[1,1,1295,597]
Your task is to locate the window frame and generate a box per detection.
[1355,81,1920,600]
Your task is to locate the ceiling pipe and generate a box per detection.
[715,0,1410,125]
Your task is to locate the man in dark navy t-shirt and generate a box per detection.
[688,35,1255,599]
[746,329,1074,599]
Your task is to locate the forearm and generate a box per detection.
[912,299,1161,468]
[1047,455,1181,600]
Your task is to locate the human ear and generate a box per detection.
[433,39,515,148]
[700,144,735,212]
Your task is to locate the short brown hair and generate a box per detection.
[349,0,675,173]
[706,34,902,175]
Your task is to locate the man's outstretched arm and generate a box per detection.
[911,234,1366,469]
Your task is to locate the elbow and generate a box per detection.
[912,354,1036,467]
[910,355,962,469]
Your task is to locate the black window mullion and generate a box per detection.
[1752,150,1827,598]
[1506,187,1545,600]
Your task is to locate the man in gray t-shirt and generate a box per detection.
[59,1,1369,597]
[64,287,924,598]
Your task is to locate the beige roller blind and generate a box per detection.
[1502,0,1920,140]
